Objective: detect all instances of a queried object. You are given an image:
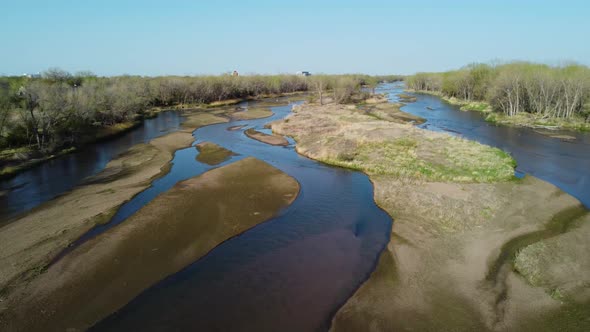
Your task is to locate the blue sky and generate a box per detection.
[1,0,589,76]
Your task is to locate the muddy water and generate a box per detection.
[0,111,184,224]
[378,83,590,208]
[77,100,393,331]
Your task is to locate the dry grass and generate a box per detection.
[206,98,245,107]
[398,93,418,103]
[273,102,515,183]
[361,102,426,124]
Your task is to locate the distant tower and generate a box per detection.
[232,70,239,77]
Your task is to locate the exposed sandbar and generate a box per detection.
[0,157,299,331]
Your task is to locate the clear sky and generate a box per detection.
[1,0,589,76]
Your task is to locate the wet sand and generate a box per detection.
[0,109,232,325]
[245,128,289,146]
[362,94,425,124]
[0,157,299,331]
[232,107,274,120]
[0,132,194,296]
[179,112,229,131]
[273,101,590,331]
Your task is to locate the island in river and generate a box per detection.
[271,95,590,331]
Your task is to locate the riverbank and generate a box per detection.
[360,95,426,125]
[271,99,590,331]
[408,89,590,132]
[195,142,236,165]
[0,157,300,331]
[0,121,142,180]
[0,91,305,181]
[245,128,289,146]
[0,109,233,293]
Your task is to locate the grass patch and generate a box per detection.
[320,136,515,183]
[398,93,418,103]
[486,112,590,131]
[206,98,245,107]
[94,121,140,141]
[460,102,491,113]
[0,146,33,159]
[195,142,236,165]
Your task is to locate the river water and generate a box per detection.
[83,100,392,331]
[377,83,590,208]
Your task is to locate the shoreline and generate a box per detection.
[271,100,590,331]
[0,91,308,180]
[244,128,289,146]
[0,110,232,296]
[0,121,142,180]
[0,157,301,331]
[407,89,590,132]
[0,102,299,330]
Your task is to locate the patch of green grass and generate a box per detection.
[514,241,547,286]
[480,206,494,219]
[393,137,417,148]
[321,136,515,183]
[196,142,236,165]
[0,146,33,159]
[485,112,590,131]
[0,166,18,176]
[549,287,566,301]
[460,102,491,113]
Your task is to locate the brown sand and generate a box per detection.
[245,128,289,146]
[231,107,273,120]
[0,109,229,315]
[0,132,194,296]
[0,157,299,331]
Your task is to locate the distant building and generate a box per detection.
[232,70,239,76]
[22,73,41,79]
[296,71,311,77]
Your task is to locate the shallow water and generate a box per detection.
[378,83,590,208]
[0,111,184,224]
[80,100,393,331]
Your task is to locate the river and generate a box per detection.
[3,86,589,330]
[377,83,590,208]
[75,99,391,331]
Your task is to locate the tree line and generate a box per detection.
[0,69,377,153]
[406,62,590,121]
